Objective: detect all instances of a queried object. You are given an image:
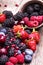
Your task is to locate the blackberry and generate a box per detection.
[8,47,15,57]
[2,18,15,28]
[0,55,8,65]
[19,43,26,52]
[34,4,40,11]
[23,12,29,17]
[30,12,38,16]
[3,10,13,18]
[13,12,24,21]
[13,38,22,46]
[27,5,34,14]
[39,10,43,15]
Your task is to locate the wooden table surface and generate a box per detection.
[0,0,43,65]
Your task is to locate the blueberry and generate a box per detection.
[25,49,33,56]
[25,55,32,63]
[1,28,7,34]
[34,4,40,11]
[30,12,38,16]
[0,55,8,65]
[17,50,21,54]
[25,29,31,34]
[0,32,5,36]
[27,6,34,14]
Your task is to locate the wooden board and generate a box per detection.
[0,0,43,65]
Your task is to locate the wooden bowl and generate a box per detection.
[19,0,43,29]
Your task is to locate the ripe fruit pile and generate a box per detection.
[0,3,43,65]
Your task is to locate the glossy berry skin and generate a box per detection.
[16,54,24,64]
[0,34,6,43]
[9,57,18,64]
[5,62,14,65]
[25,49,33,56]
[0,14,6,23]
[25,55,32,63]
[27,39,36,51]
[0,48,7,55]
[18,30,29,39]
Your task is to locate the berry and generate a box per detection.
[2,18,15,28]
[16,54,24,64]
[23,12,29,17]
[25,29,31,34]
[0,55,8,65]
[34,4,40,11]
[8,47,15,57]
[5,62,14,65]
[0,28,7,34]
[0,32,5,36]
[9,57,18,64]
[0,14,6,23]
[27,5,34,14]
[25,49,33,56]
[0,48,7,55]
[17,30,29,39]
[3,10,13,18]
[17,50,21,54]
[30,12,38,16]
[13,25,23,33]
[13,12,24,21]
[39,10,43,15]
[27,21,39,27]
[27,39,36,51]
[25,55,32,63]
[0,34,6,43]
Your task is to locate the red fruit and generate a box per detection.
[27,21,39,27]
[13,25,23,33]
[0,48,7,55]
[16,54,24,63]
[32,31,40,42]
[27,39,36,51]
[22,17,29,25]
[0,14,6,23]
[30,16,43,24]
[29,29,40,43]
[5,62,14,65]
[9,57,18,64]
[17,30,29,39]
[0,34,6,43]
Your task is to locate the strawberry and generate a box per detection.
[0,14,6,23]
[5,62,14,65]
[29,28,40,43]
[27,39,36,51]
[9,57,18,64]
[17,30,29,39]
[16,54,24,63]
[13,25,24,33]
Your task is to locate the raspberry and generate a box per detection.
[5,62,14,65]
[9,57,18,64]
[16,54,24,63]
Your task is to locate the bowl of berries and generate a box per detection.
[17,0,43,29]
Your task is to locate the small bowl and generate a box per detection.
[20,0,43,29]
